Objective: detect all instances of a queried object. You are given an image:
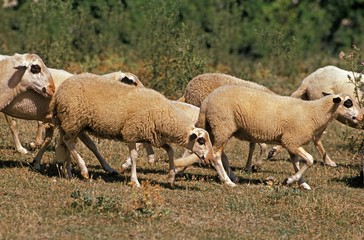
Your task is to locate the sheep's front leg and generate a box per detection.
[143,143,156,164]
[361,153,364,185]
[288,153,311,190]
[283,147,313,190]
[4,115,28,154]
[63,134,89,179]
[127,142,140,187]
[55,139,72,179]
[32,125,54,170]
[212,149,236,187]
[78,132,118,174]
[163,144,176,186]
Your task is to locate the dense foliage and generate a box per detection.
[0,0,363,96]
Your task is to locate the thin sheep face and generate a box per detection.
[187,128,214,163]
[14,53,55,97]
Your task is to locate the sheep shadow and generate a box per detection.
[0,159,30,169]
[331,173,363,188]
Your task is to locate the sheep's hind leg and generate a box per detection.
[4,115,28,154]
[245,142,256,172]
[78,132,118,175]
[127,142,140,187]
[283,147,313,190]
[29,121,45,149]
[313,130,337,167]
[63,134,89,179]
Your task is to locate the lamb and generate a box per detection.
[0,53,55,111]
[50,73,214,187]
[268,65,363,167]
[178,73,272,174]
[2,69,142,173]
[179,85,361,189]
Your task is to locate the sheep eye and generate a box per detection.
[197,137,206,145]
[343,99,353,108]
[30,64,41,74]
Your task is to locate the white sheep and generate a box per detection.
[269,65,363,167]
[120,101,200,171]
[0,53,55,110]
[177,85,361,189]
[179,73,272,175]
[2,69,142,173]
[50,73,214,187]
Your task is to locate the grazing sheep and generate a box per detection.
[180,85,360,189]
[0,53,55,111]
[51,73,214,186]
[269,66,363,167]
[120,101,200,171]
[179,73,272,176]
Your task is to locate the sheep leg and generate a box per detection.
[174,151,198,175]
[245,142,256,172]
[251,143,268,170]
[288,153,309,189]
[63,133,89,179]
[30,121,45,149]
[143,142,156,163]
[361,152,364,185]
[211,149,236,187]
[55,139,72,179]
[221,151,238,183]
[313,129,337,167]
[120,143,155,173]
[32,124,54,170]
[127,142,140,187]
[78,132,118,174]
[4,114,28,154]
[283,147,313,190]
[163,144,176,186]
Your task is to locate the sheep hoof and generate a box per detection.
[81,172,90,179]
[17,147,28,155]
[324,160,337,167]
[148,155,157,164]
[167,171,176,185]
[267,148,277,159]
[299,182,312,190]
[128,181,141,188]
[226,181,236,187]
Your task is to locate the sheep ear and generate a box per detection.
[119,75,137,86]
[13,65,27,71]
[333,97,342,104]
[189,133,198,141]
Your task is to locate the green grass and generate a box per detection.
[0,115,363,239]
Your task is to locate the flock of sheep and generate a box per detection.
[1,52,363,190]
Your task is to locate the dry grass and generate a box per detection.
[0,114,363,239]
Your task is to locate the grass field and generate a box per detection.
[0,111,363,239]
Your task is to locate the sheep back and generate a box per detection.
[182,73,274,107]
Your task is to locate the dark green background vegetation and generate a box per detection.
[0,0,363,97]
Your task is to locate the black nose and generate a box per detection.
[201,155,205,161]
[352,116,357,120]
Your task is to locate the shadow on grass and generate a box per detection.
[332,172,364,189]
[0,159,30,168]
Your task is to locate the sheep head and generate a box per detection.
[13,53,55,97]
[186,128,214,163]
